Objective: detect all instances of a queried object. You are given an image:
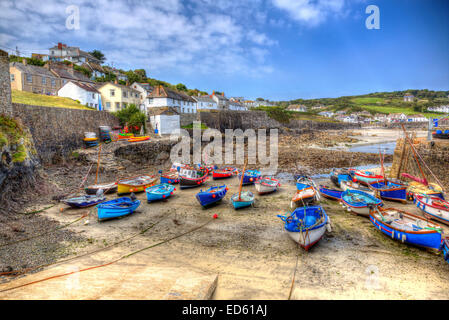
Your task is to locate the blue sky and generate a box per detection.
[0,0,448,100]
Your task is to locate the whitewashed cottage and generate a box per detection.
[147,85,197,113]
[57,81,101,109]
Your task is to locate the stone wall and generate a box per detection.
[0,50,12,116]
[180,112,200,127]
[390,138,449,191]
[12,103,119,164]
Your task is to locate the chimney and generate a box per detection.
[212,90,215,96]
[114,79,118,85]
[22,58,27,65]
[68,63,74,75]
[222,92,224,96]
[126,80,129,86]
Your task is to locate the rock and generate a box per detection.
[0,264,13,273]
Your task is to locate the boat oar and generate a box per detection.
[238,160,248,201]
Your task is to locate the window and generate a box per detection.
[106,102,111,109]
[122,91,127,98]
[116,102,120,110]
[92,93,95,99]
[10,74,14,81]
[148,98,153,104]
[63,79,67,84]
[122,103,127,108]
[110,89,115,97]
[42,77,46,85]
[26,74,32,83]
[51,79,56,87]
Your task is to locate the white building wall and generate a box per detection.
[57,82,100,109]
[150,115,180,136]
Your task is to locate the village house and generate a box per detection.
[387,113,407,123]
[192,95,218,111]
[148,107,180,136]
[130,82,154,112]
[48,43,101,66]
[57,81,101,109]
[82,62,106,79]
[243,100,256,108]
[96,81,140,112]
[211,91,229,110]
[287,104,307,112]
[9,60,62,95]
[428,105,449,114]
[373,113,388,122]
[228,100,248,111]
[318,111,334,118]
[147,85,197,114]
[46,61,93,87]
[403,94,415,102]
[406,114,428,122]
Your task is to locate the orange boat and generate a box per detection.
[128,136,150,142]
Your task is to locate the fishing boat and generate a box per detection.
[291,186,317,208]
[170,162,188,172]
[277,205,331,250]
[117,175,158,195]
[406,181,444,200]
[254,177,280,195]
[295,175,315,190]
[414,195,449,226]
[341,189,383,217]
[432,129,449,140]
[97,196,141,221]
[330,168,352,188]
[212,166,237,180]
[145,183,175,203]
[238,169,261,185]
[160,171,179,184]
[62,193,106,208]
[128,136,150,142]
[368,180,408,203]
[85,182,117,195]
[319,185,343,201]
[340,180,375,196]
[369,207,443,251]
[196,185,228,207]
[442,239,449,264]
[179,167,209,189]
[351,169,383,185]
[231,161,255,209]
[118,133,134,140]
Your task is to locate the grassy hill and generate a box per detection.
[12,90,92,110]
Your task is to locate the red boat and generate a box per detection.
[213,167,238,180]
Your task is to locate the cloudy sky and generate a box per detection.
[0,0,448,100]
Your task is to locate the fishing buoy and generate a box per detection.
[250,178,253,182]
[213,214,218,219]
[60,207,64,213]
[163,195,166,198]
[212,194,216,198]
[170,192,174,195]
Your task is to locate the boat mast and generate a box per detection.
[401,124,427,186]
[95,143,102,185]
[238,160,247,200]
[379,148,386,184]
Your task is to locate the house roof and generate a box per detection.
[10,62,56,78]
[132,82,153,92]
[96,82,140,93]
[192,95,216,103]
[149,86,196,102]
[148,106,180,116]
[287,104,306,110]
[212,93,228,101]
[66,81,99,93]
[82,62,105,73]
[49,65,92,83]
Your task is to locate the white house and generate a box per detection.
[148,108,180,136]
[228,100,247,111]
[404,94,415,102]
[131,82,153,112]
[48,43,101,66]
[406,114,427,122]
[57,81,101,110]
[287,104,307,112]
[147,85,197,114]
[192,95,218,110]
[428,105,449,113]
[211,92,229,109]
[318,111,334,118]
[387,113,407,123]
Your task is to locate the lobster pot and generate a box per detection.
[84,139,99,148]
[84,132,97,139]
[99,126,112,143]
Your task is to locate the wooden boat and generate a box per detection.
[341,189,383,216]
[330,168,352,188]
[368,180,408,203]
[83,137,97,142]
[254,177,280,195]
[414,195,449,226]
[295,175,315,190]
[118,133,134,140]
[291,186,317,208]
[145,183,175,203]
[277,205,331,250]
[351,169,383,185]
[128,136,150,142]
[62,194,106,208]
[319,185,343,201]
[231,191,254,209]
[369,207,443,250]
[442,239,449,264]
[432,129,449,140]
[117,175,158,195]
[238,169,261,185]
[340,180,375,196]
[196,185,228,207]
[179,167,209,189]
[406,181,444,200]
[97,196,141,221]
[85,182,117,195]
[170,162,188,172]
[160,171,179,184]
[212,166,237,180]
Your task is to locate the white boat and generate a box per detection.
[414,194,449,226]
[254,177,280,194]
[340,180,375,196]
[291,187,317,208]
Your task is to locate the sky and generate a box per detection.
[0,0,448,101]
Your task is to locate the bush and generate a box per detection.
[113,104,147,134]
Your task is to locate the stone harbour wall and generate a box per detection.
[0,50,12,116]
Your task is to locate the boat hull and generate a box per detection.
[319,186,343,201]
[97,198,141,221]
[442,239,449,264]
[254,178,279,195]
[239,170,261,185]
[341,190,383,217]
[414,195,449,226]
[352,170,383,185]
[145,184,175,202]
[212,168,236,180]
[231,192,254,209]
[117,176,158,195]
[85,183,117,195]
[196,185,227,207]
[63,195,106,208]
[369,181,407,203]
[330,168,351,188]
[179,176,208,189]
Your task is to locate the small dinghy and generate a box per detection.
[212,166,237,180]
[350,169,383,185]
[341,189,382,217]
[295,175,315,191]
[179,167,209,189]
[146,183,175,203]
[368,180,408,203]
[255,177,280,195]
[62,193,106,208]
[196,185,228,207]
[277,205,331,250]
[231,191,255,209]
[340,180,375,196]
[369,207,443,250]
[330,168,352,188]
[117,175,158,195]
[414,195,449,226]
[238,169,261,185]
[159,171,179,184]
[85,182,117,195]
[128,136,150,142]
[97,195,141,221]
[319,185,343,201]
[442,239,449,264]
[291,186,317,208]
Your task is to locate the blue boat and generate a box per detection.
[370,207,443,251]
[277,206,330,250]
[442,239,449,264]
[146,183,175,203]
[231,191,255,209]
[341,189,383,217]
[159,170,179,184]
[295,175,315,191]
[330,168,352,188]
[319,185,343,201]
[368,180,407,203]
[238,170,261,185]
[62,194,106,208]
[196,185,228,207]
[96,196,141,221]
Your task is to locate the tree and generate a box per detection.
[176,83,188,92]
[113,104,147,134]
[89,50,106,63]
[256,98,264,101]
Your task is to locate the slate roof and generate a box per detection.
[149,86,196,102]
